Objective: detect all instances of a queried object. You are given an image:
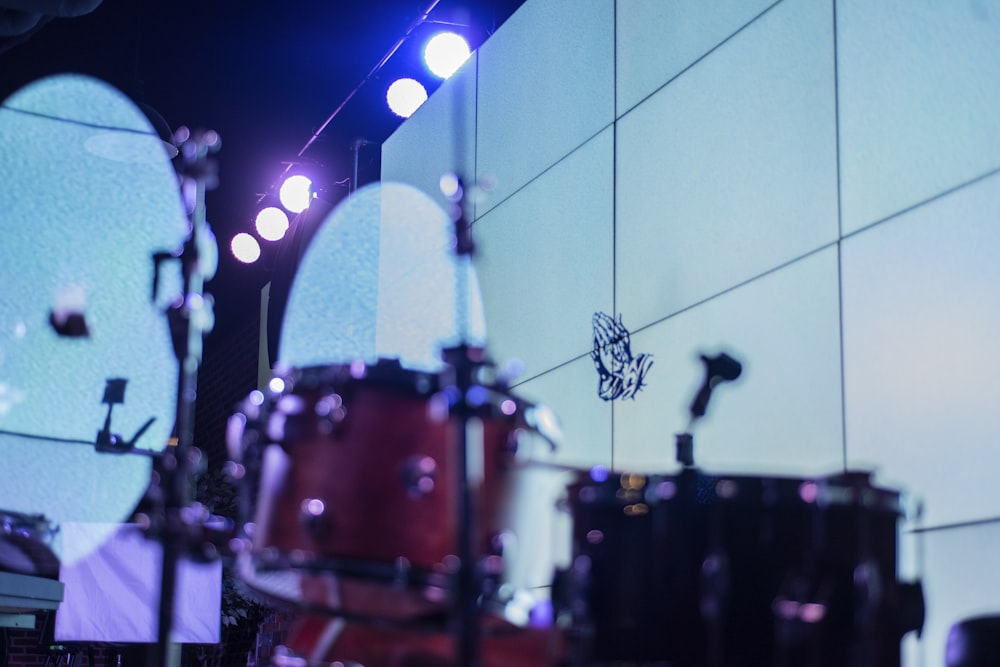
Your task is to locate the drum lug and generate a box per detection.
[225,412,248,462]
[300,498,332,542]
[853,557,883,629]
[401,455,438,497]
[895,580,925,637]
[700,550,731,621]
[315,393,346,435]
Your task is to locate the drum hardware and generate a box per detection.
[94,378,158,454]
[227,357,537,633]
[676,351,743,469]
[402,455,439,498]
[443,175,492,666]
[945,614,1000,666]
[228,177,565,665]
[144,126,221,667]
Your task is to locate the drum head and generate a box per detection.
[0,73,187,563]
[279,181,487,372]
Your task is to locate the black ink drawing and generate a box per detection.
[591,312,653,401]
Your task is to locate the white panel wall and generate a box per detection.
[380,53,478,216]
[500,463,574,592]
[473,127,614,377]
[616,0,777,114]
[901,521,1000,667]
[513,356,612,470]
[616,0,839,329]
[502,358,610,594]
[614,247,844,476]
[476,0,614,212]
[837,0,1000,233]
[842,171,1000,528]
[381,0,1000,661]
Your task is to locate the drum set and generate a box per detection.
[218,180,925,665]
[223,358,925,667]
[0,74,925,667]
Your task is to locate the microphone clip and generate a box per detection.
[94,378,156,453]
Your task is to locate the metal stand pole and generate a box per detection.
[149,128,220,667]
[444,178,482,667]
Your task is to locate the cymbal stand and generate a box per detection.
[150,127,221,667]
[440,176,483,667]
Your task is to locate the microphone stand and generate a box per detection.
[441,177,482,667]
[150,127,220,667]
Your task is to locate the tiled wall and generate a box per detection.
[382,0,1000,663]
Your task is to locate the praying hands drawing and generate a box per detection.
[591,312,653,401]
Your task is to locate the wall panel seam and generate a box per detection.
[614,0,786,123]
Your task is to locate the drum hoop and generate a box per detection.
[253,551,456,595]
[241,579,451,630]
[279,360,441,397]
[567,470,903,513]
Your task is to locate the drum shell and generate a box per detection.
[236,361,518,620]
[283,613,560,667]
[561,469,908,667]
[0,510,59,578]
[257,374,513,566]
[703,472,903,667]
[561,471,707,665]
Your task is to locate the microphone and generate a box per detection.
[705,352,742,382]
[690,352,743,420]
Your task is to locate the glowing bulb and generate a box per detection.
[439,172,461,200]
[386,78,428,118]
[255,206,289,242]
[231,233,261,264]
[279,174,313,213]
[423,32,471,79]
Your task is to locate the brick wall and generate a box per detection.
[3,621,112,667]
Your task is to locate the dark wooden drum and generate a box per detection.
[557,468,923,666]
[228,358,522,625]
[0,510,59,578]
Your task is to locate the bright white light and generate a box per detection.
[386,78,428,118]
[439,172,461,200]
[423,32,471,79]
[279,174,313,214]
[255,206,289,242]
[231,233,261,264]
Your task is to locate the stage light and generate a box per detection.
[231,232,261,264]
[279,174,313,214]
[386,78,428,118]
[255,206,289,242]
[439,172,461,200]
[423,32,471,79]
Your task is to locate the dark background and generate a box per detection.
[1,0,525,470]
[0,0,525,345]
[0,5,525,661]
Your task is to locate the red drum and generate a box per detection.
[276,609,561,667]
[557,468,923,667]
[228,358,522,624]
